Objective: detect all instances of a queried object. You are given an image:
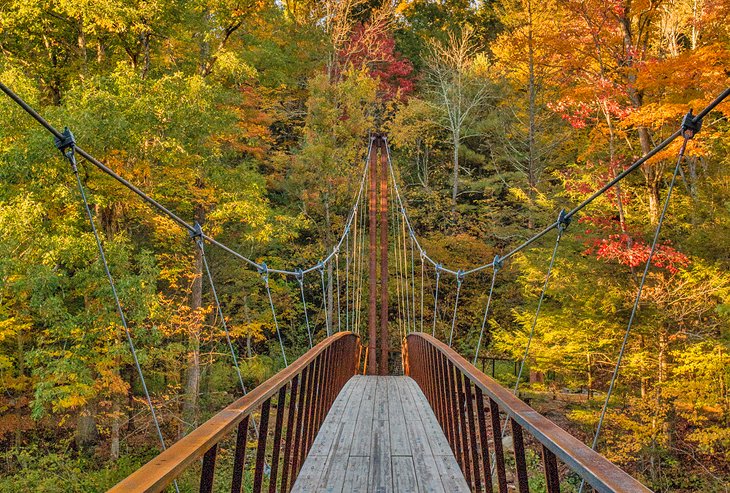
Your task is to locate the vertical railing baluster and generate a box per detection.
[281,376,299,493]
[543,444,561,493]
[268,386,288,493]
[475,387,493,492]
[253,398,271,493]
[231,415,250,493]
[489,398,509,493]
[465,379,481,492]
[455,370,473,486]
[511,418,529,493]
[291,365,311,484]
[200,444,218,493]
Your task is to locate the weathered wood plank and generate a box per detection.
[392,456,418,493]
[317,376,368,491]
[387,376,411,457]
[309,376,357,457]
[404,377,453,456]
[396,377,446,493]
[433,454,471,492]
[343,455,370,493]
[291,455,328,493]
[350,377,376,457]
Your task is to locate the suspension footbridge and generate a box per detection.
[1,81,728,492]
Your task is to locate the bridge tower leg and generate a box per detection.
[378,137,390,376]
[368,136,378,375]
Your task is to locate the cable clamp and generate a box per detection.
[681,109,702,139]
[54,127,78,166]
[295,268,304,283]
[420,249,426,260]
[189,222,203,241]
[317,260,325,273]
[493,254,503,271]
[258,262,269,281]
[557,209,571,232]
[54,127,76,153]
[435,264,442,278]
[457,269,465,284]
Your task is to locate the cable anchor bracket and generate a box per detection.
[557,209,571,233]
[54,127,78,168]
[681,109,702,139]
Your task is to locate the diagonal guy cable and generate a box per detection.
[473,256,501,365]
[578,119,698,493]
[54,131,180,493]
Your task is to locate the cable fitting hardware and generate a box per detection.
[317,260,325,273]
[189,222,203,241]
[420,250,426,260]
[54,127,76,153]
[258,262,269,280]
[54,127,78,167]
[294,268,303,282]
[493,255,503,271]
[681,109,702,139]
[457,269,465,284]
[557,209,571,232]
[435,264,442,277]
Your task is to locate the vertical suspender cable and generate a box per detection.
[296,270,313,348]
[473,258,500,365]
[335,251,342,332]
[319,262,330,337]
[420,253,425,333]
[513,213,568,396]
[448,271,464,347]
[432,264,441,337]
[262,266,288,367]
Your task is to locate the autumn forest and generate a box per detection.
[0,0,729,491]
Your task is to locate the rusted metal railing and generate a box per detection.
[404,332,652,493]
[109,332,359,493]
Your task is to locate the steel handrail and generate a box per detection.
[109,331,359,493]
[405,332,651,493]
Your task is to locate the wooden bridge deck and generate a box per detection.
[292,375,470,493]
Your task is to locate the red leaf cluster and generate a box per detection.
[339,23,415,100]
[584,233,690,274]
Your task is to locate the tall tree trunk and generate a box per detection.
[76,402,100,452]
[451,131,460,212]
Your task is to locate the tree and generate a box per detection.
[424,27,492,210]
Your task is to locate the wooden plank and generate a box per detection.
[317,376,368,491]
[392,456,418,493]
[433,454,471,492]
[350,377,376,456]
[291,455,328,493]
[342,456,370,493]
[309,376,357,457]
[369,378,392,492]
[404,377,453,456]
[369,419,392,492]
[395,377,445,493]
[387,376,411,457]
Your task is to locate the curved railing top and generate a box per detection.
[109,331,359,493]
[405,332,651,493]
